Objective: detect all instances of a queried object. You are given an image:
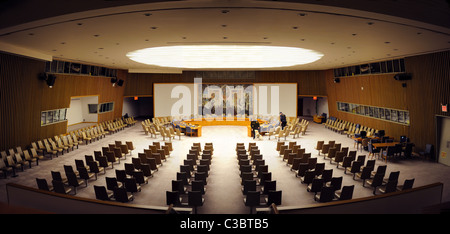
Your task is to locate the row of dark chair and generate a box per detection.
[97,141,173,202]
[277,141,355,202]
[313,140,415,196]
[166,143,213,214]
[3,118,136,179]
[35,141,135,197]
[238,143,282,214]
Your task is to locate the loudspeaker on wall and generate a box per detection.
[394,73,412,81]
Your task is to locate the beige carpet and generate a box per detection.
[1,119,450,214]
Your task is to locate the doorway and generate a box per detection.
[436,115,450,166]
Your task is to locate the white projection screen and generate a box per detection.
[253,83,297,117]
[153,83,297,118]
[154,83,195,117]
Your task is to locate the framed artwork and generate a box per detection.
[379,108,385,119]
[336,102,409,125]
[391,109,398,122]
[47,111,53,123]
[41,108,68,126]
[398,111,404,123]
[41,112,47,125]
[385,109,391,120]
[405,111,410,124]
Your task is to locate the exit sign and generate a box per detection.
[443,104,448,112]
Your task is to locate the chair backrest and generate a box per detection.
[23,150,31,160]
[245,191,261,206]
[30,148,39,158]
[141,164,152,177]
[51,171,64,182]
[114,187,131,202]
[124,177,139,192]
[241,172,254,183]
[365,160,375,170]
[297,163,309,177]
[126,141,135,150]
[302,170,315,184]
[52,180,69,194]
[64,165,76,175]
[188,191,203,206]
[242,180,257,195]
[36,178,50,191]
[191,180,205,194]
[307,157,317,170]
[88,161,100,173]
[321,144,330,154]
[350,161,362,173]
[371,173,384,187]
[329,176,343,191]
[402,178,415,190]
[267,190,282,205]
[263,180,277,194]
[339,185,354,200]
[360,166,372,179]
[318,186,334,202]
[106,177,120,191]
[66,172,80,187]
[387,171,400,182]
[310,178,324,192]
[94,185,110,200]
[425,144,433,154]
[166,191,181,206]
[14,153,23,163]
[313,162,325,175]
[98,156,110,168]
[348,151,356,159]
[195,172,207,185]
[321,169,333,182]
[375,165,387,176]
[384,180,398,193]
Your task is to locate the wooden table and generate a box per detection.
[179,117,267,137]
[177,125,202,137]
[372,142,400,162]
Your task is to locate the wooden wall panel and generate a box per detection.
[327,72,411,149]
[0,52,126,151]
[327,50,450,155]
[404,50,450,155]
[124,70,328,97]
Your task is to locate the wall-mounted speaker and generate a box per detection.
[46,74,56,88]
[334,78,340,83]
[394,73,412,81]
[117,79,124,87]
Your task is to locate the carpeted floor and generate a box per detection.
[1,119,449,214]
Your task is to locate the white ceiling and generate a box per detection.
[1,0,449,73]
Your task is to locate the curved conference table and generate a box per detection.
[172,117,267,137]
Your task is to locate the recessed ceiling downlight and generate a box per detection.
[126,45,323,69]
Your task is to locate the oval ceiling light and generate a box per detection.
[126,45,323,69]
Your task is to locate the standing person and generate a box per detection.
[250,119,260,139]
[280,112,287,130]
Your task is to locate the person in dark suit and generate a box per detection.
[251,119,260,139]
[280,112,287,130]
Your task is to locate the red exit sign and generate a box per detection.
[443,104,448,112]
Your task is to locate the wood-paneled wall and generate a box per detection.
[404,50,450,155]
[327,50,450,155]
[0,52,126,151]
[124,70,328,97]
